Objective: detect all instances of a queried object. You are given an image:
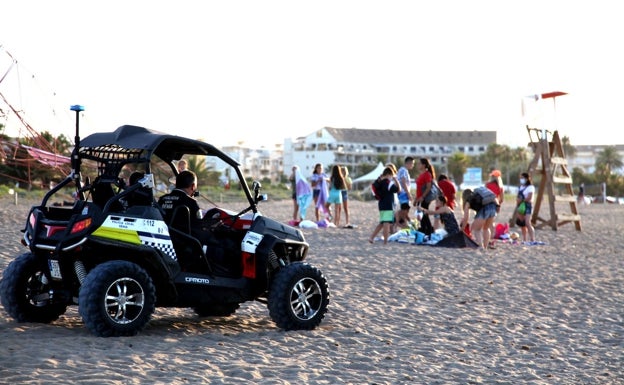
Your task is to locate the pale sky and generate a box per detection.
[1,1,623,149]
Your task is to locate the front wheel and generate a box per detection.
[79,261,156,337]
[268,262,329,330]
[0,252,68,323]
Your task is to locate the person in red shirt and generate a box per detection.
[437,174,457,210]
[413,158,437,235]
[485,169,504,247]
[485,170,504,212]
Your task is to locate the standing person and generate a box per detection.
[516,172,536,243]
[326,165,347,226]
[293,166,313,221]
[485,169,504,245]
[460,187,498,249]
[289,166,299,221]
[310,163,329,222]
[577,182,585,204]
[168,159,189,191]
[341,166,353,228]
[396,157,414,229]
[413,158,437,235]
[385,162,400,232]
[177,159,188,172]
[368,167,400,245]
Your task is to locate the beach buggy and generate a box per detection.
[0,108,329,336]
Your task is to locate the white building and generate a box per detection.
[283,127,497,180]
[215,143,283,184]
[568,144,624,175]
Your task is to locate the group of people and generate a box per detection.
[369,157,456,244]
[289,163,354,228]
[367,156,537,248]
[159,158,537,248]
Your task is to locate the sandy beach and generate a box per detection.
[0,196,622,384]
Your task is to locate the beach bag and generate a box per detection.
[422,181,444,206]
[494,222,509,239]
[468,186,496,211]
[517,201,526,215]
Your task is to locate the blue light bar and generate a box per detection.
[70,105,85,112]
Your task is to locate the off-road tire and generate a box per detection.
[78,260,156,337]
[268,262,329,330]
[0,252,68,323]
[193,303,240,317]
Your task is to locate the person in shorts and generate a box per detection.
[396,156,414,228]
[368,167,399,245]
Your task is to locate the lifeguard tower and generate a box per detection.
[513,91,582,231]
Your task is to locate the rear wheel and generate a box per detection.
[79,261,155,337]
[0,252,68,323]
[268,262,329,330]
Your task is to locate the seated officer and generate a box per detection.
[158,170,204,234]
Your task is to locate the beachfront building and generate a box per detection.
[568,144,624,175]
[214,143,283,184]
[283,127,497,182]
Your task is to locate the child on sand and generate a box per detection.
[368,167,400,244]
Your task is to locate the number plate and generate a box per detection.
[48,259,62,279]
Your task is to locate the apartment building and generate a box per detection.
[213,143,283,184]
[283,127,497,179]
[568,144,624,174]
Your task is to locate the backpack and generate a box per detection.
[468,186,497,211]
[371,178,384,200]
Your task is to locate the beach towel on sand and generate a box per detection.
[434,231,479,248]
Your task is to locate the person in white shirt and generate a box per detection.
[516,172,536,243]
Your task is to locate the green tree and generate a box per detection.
[185,155,217,186]
[595,146,623,180]
[447,152,470,186]
[562,136,576,158]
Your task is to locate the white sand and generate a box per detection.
[0,197,622,384]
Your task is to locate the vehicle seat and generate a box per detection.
[91,178,124,212]
[126,187,153,207]
[125,171,153,207]
[166,205,211,273]
[170,205,191,234]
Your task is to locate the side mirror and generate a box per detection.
[251,181,267,203]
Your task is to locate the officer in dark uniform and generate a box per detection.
[158,170,203,231]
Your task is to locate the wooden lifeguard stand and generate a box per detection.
[524,126,582,231]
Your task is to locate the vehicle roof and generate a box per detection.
[79,125,239,166]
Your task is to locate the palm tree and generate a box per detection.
[561,136,576,158]
[595,146,623,179]
[446,152,470,187]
